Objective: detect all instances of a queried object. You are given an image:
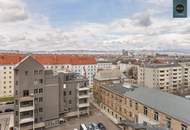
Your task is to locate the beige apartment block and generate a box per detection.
[0,65,15,97]
[138,64,182,93]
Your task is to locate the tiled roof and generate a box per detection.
[0,53,96,65]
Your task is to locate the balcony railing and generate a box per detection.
[78,102,89,108]
[20,106,34,112]
[78,94,89,99]
[20,117,34,124]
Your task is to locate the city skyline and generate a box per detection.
[0,0,190,51]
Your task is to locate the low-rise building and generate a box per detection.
[96,83,190,130]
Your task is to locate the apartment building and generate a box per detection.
[14,56,90,130]
[96,83,190,130]
[14,56,46,130]
[33,54,96,87]
[0,53,95,97]
[179,62,190,93]
[137,64,182,93]
[0,54,23,97]
[96,60,112,70]
[58,71,90,118]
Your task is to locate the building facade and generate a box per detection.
[95,83,190,130]
[14,56,90,130]
[0,53,95,97]
[137,64,182,93]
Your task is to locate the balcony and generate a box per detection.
[79,109,89,115]
[20,125,33,130]
[77,87,89,91]
[20,117,34,124]
[20,106,34,112]
[19,96,34,102]
[78,94,89,99]
[78,102,90,108]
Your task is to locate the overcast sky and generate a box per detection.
[0,0,190,51]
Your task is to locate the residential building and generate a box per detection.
[14,56,90,130]
[14,56,46,130]
[0,54,23,97]
[58,71,90,118]
[138,64,182,93]
[0,53,95,97]
[93,68,126,104]
[96,59,112,70]
[96,83,190,130]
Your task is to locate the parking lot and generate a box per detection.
[47,106,121,130]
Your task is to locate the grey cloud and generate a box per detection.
[131,12,152,27]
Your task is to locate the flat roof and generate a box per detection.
[103,84,190,124]
[143,64,181,68]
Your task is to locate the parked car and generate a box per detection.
[91,123,100,130]
[80,124,87,130]
[87,123,94,130]
[97,123,106,130]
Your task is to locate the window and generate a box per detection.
[129,112,132,117]
[135,103,138,110]
[166,117,171,129]
[69,100,72,104]
[15,81,18,85]
[39,108,43,112]
[129,100,132,107]
[34,70,38,75]
[23,90,29,97]
[154,111,159,121]
[9,76,11,79]
[9,67,12,69]
[15,69,19,75]
[25,71,28,76]
[34,89,38,94]
[64,91,66,96]
[16,111,18,116]
[181,124,187,130]
[39,88,43,93]
[39,79,43,84]
[3,67,6,69]
[69,91,72,95]
[39,97,43,102]
[144,106,148,116]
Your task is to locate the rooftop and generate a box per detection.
[94,69,125,81]
[103,84,190,125]
[0,53,96,65]
[143,63,181,68]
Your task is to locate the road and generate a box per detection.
[47,106,121,130]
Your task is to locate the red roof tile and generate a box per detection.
[0,53,96,65]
